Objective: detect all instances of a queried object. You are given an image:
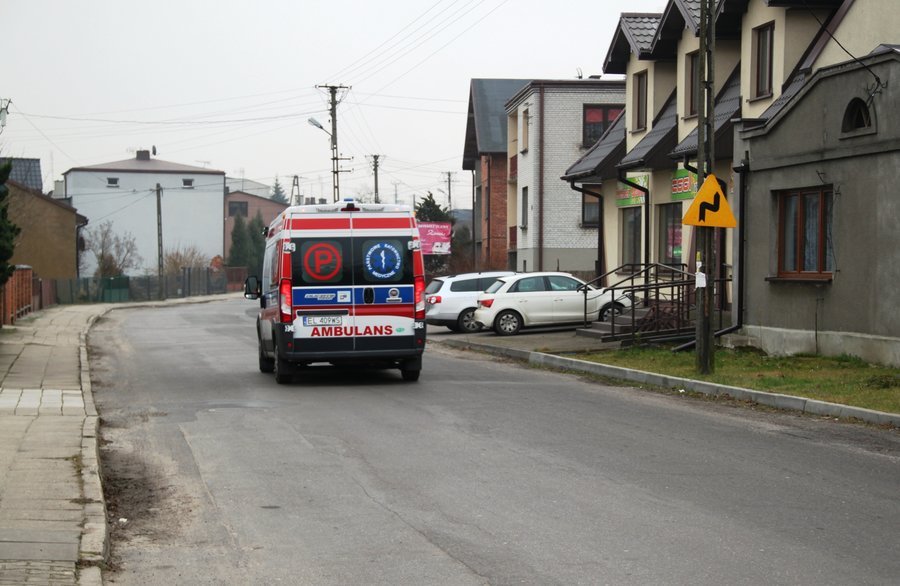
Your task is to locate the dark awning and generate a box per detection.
[618,91,678,171]
[561,110,627,183]
[669,64,741,161]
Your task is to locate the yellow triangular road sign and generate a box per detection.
[682,174,737,228]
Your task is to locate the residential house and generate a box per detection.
[226,176,270,199]
[3,158,44,192]
[731,0,900,365]
[506,79,625,274]
[7,180,84,280]
[223,190,288,261]
[462,79,530,270]
[64,150,226,276]
[563,0,899,365]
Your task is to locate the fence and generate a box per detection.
[52,268,234,304]
[0,267,250,322]
[1,266,34,325]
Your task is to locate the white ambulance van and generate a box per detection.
[244,199,427,383]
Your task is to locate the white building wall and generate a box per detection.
[68,170,225,276]
[513,86,625,273]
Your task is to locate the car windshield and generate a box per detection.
[485,279,506,294]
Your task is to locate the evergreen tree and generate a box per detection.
[414,191,452,222]
[228,213,251,268]
[0,163,20,289]
[247,210,267,277]
[271,176,288,204]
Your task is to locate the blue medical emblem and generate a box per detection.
[364,241,402,280]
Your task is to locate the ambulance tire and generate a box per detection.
[400,358,421,382]
[273,355,294,384]
[258,343,274,373]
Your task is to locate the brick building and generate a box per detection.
[462,79,530,270]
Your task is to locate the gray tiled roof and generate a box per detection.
[619,91,679,170]
[3,158,43,192]
[604,13,663,74]
[561,110,627,182]
[621,13,663,53]
[462,78,530,169]
[678,0,701,31]
[670,64,742,159]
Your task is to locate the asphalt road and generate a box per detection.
[88,298,900,585]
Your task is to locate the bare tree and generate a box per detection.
[164,244,209,276]
[87,221,143,278]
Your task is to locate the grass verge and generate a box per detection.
[566,345,900,414]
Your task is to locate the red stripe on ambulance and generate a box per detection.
[287,217,352,230]
[352,217,412,230]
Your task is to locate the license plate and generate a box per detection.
[302,315,343,326]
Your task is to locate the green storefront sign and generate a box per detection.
[671,168,698,201]
[616,174,648,206]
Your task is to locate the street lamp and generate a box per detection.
[308,117,340,202]
[307,117,329,135]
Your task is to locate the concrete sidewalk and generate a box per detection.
[0,304,109,586]
[0,295,236,585]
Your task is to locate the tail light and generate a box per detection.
[427,295,441,304]
[414,276,426,319]
[479,298,494,308]
[279,278,293,324]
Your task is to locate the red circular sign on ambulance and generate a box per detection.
[303,242,342,282]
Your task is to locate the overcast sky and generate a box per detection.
[3,0,664,208]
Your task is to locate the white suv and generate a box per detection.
[425,271,516,332]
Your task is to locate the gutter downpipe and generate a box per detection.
[568,181,606,284]
[673,152,748,351]
[538,83,546,271]
[486,155,492,268]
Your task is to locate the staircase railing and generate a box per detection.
[579,263,732,343]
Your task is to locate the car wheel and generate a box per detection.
[273,354,293,384]
[600,302,625,322]
[258,341,274,373]
[493,310,522,336]
[400,357,421,382]
[457,308,482,333]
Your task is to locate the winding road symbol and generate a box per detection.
[682,174,737,228]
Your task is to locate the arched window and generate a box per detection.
[841,98,872,133]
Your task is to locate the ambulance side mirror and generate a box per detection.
[244,276,261,300]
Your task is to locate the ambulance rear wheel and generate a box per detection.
[274,355,293,384]
[258,343,274,373]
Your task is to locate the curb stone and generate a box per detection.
[439,338,900,428]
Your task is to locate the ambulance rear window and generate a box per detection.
[290,236,414,287]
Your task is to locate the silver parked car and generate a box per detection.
[425,271,516,332]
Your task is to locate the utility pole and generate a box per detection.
[392,181,400,204]
[156,183,165,300]
[290,175,300,206]
[316,84,351,202]
[368,155,382,203]
[696,0,716,374]
[443,171,455,209]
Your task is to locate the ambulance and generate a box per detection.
[244,199,427,383]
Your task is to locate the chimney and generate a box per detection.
[136,150,151,161]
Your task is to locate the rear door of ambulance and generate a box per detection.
[287,208,419,358]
